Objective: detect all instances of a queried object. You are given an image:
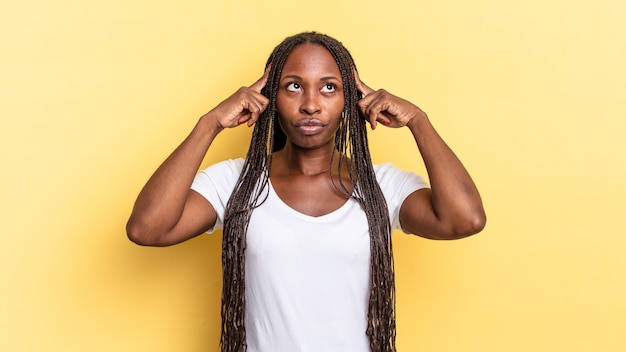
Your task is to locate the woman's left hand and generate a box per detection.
[355,70,427,130]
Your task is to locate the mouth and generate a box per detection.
[295,119,325,135]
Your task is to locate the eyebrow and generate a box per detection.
[281,74,341,81]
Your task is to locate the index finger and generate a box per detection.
[249,63,271,93]
[354,68,375,96]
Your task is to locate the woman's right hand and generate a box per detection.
[204,67,270,129]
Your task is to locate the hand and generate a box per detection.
[206,66,270,129]
[355,70,426,130]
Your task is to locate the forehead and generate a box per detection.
[280,43,341,78]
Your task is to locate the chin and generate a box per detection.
[289,137,334,151]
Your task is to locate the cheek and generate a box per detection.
[275,94,294,116]
[331,96,345,115]
[275,94,285,112]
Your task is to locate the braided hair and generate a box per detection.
[220,32,396,352]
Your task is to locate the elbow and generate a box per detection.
[126,218,148,246]
[450,211,487,239]
[462,212,487,237]
[126,217,162,246]
[435,211,486,240]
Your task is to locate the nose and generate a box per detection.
[299,91,321,115]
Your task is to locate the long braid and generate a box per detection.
[220,32,396,352]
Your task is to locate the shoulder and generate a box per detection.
[208,158,246,171]
[200,158,245,175]
[373,162,404,177]
[192,158,245,195]
[373,162,429,199]
[374,162,426,186]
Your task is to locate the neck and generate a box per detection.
[275,142,338,176]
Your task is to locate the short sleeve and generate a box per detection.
[190,158,244,233]
[374,163,429,233]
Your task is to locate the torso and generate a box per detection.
[190,157,429,351]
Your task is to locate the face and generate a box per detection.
[276,43,345,151]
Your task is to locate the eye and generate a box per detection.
[286,82,301,92]
[321,83,336,93]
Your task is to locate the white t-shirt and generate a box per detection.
[191,158,428,352]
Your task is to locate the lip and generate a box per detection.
[295,119,325,135]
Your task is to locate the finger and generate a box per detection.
[243,93,270,127]
[369,104,386,130]
[369,113,378,130]
[366,99,395,128]
[237,112,254,127]
[251,92,270,122]
[235,100,259,126]
[353,68,375,96]
[246,107,262,127]
[358,95,379,129]
[250,63,271,93]
[247,115,257,127]
[237,114,251,126]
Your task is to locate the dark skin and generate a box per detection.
[126,43,485,246]
[270,44,352,217]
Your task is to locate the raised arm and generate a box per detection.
[126,70,270,246]
[355,72,486,240]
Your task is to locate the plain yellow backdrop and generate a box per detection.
[2,0,625,351]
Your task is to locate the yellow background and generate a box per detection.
[2,0,625,351]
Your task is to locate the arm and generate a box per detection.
[356,74,486,240]
[126,70,270,246]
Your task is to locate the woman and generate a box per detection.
[127,32,486,352]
